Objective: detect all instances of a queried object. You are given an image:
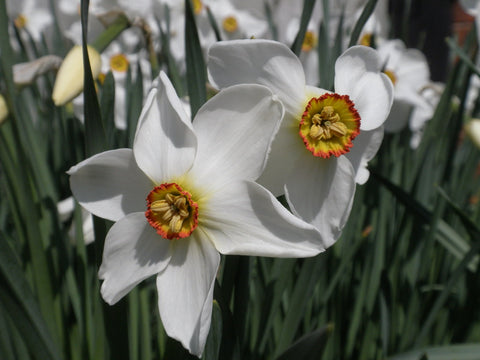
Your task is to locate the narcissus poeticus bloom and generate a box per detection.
[68,72,325,357]
[208,39,394,247]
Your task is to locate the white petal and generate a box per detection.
[68,149,153,222]
[345,126,385,185]
[99,212,172,304]
[201,180,324,256]
[257,124,305,196]
[208,39,306,117]
[156,234,219,357]
[335,46,394,131]
[335,45,383,88]
[133,71,197,183]
[285,156,356,248]
[346,72,393,131]
[190,84,284,188]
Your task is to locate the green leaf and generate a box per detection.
[290,0,316,56]
[185,0,207,119]
[389,344,480,360]
[275,324,333,360]
[81,0,107,156]
[348,0,378,47]
[0,235,63,360]
[203,300,222,360]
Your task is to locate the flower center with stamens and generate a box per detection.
[383,69,397,85]
[145,183,198,240]
[14,14,27,29]
[302,31,317,52]
[223,16,238,33]
[110,54,129,73]
[299,93,361,158]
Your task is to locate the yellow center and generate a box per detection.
[145,183,198,240]
[360,33,372,47]
[97,73,106,85]
[14,14,27,29]
[223,16,238,33]
[110,54,129,73]
[302,31,317,52]
[383,69,397,85]
[192,0,203,15]
[299,93,361,158]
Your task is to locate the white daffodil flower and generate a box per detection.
[7,0,53,42]
[208,40,394,245]
[68,71,325,357]
[377,40,431,132]
[203,0,268,41]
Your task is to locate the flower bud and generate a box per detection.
[52,45,101,106]
[0,94,8,123]
[465,119,480,149]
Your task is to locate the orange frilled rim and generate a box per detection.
[299,93,361,158]
[145,183,199,240]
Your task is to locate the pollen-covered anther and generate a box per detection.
[299,93,361,158]
[146,183,198,240]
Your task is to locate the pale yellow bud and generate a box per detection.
[465,119,480,149]
[52,45,101,106]
[0,94,8,124]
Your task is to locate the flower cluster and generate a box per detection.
[5,0,405,357]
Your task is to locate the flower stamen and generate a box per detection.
[299,94,360,158]
[146,183,198,239]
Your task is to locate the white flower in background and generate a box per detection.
[203,0,268,40]
[409,82,443,149]
[97,39,152,129]
[375,40,434,146]
[355,0,390,46]
[69,72,325,356]
[57,197,95,245]
[208,40,393,246]
[272,0,323,85]
[7,0,53,42]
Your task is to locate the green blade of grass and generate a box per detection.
[0,235,63,360]
[290,0,316,56]
[348,0,378,47]
[185,0,207,119]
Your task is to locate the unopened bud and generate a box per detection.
[0,95,8,123]
[52,45,101,106]
[465,119,480,149]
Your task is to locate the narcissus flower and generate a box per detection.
[52,45,101,106]
[68,72,325,356]
[208,40,393,245]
